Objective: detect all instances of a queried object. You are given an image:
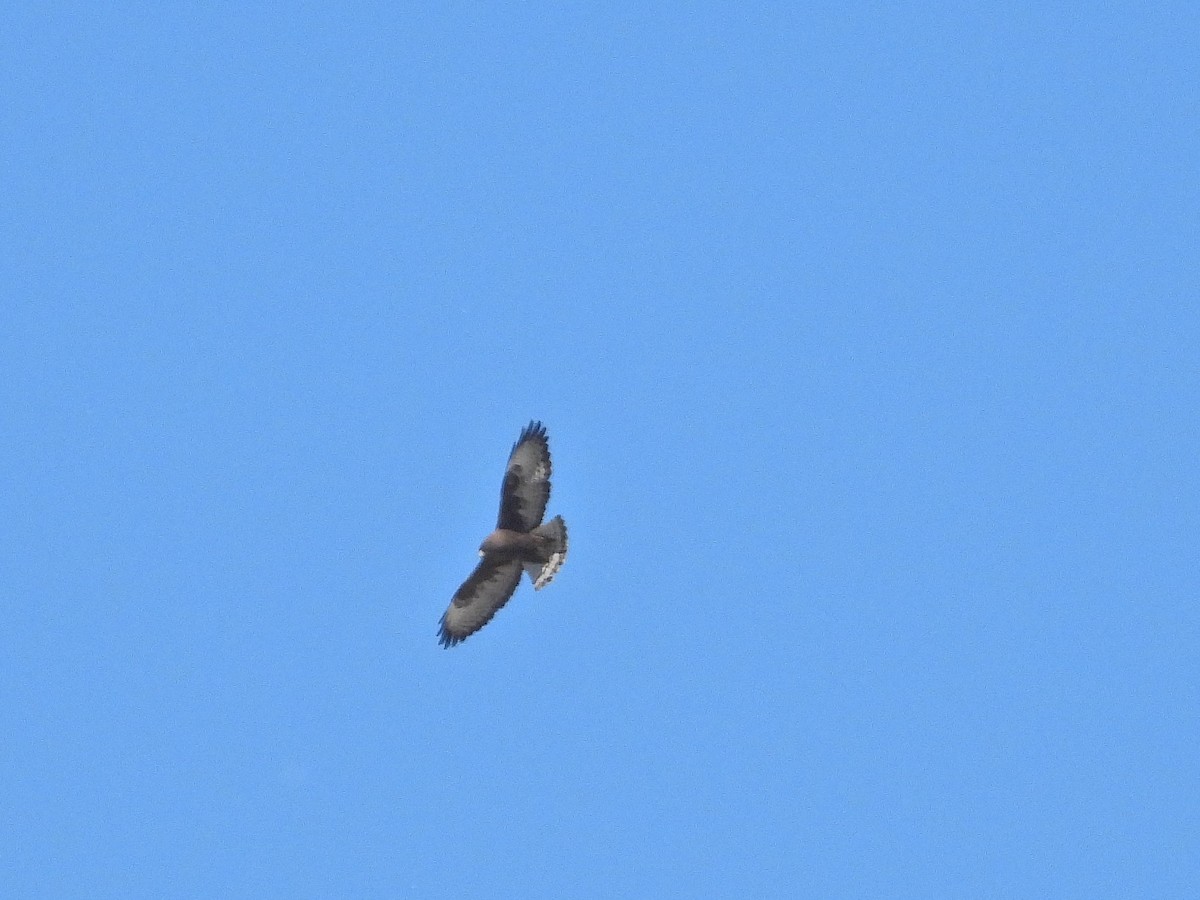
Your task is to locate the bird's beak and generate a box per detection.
[478,549,485,558]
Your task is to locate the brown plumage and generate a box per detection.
[438,421,569,648]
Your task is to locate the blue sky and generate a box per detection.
[3,3,1197,897]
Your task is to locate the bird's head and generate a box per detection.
[479,531,504,556]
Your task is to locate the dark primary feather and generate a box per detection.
[496,420,552,533]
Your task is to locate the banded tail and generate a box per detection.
[524,515,568,590]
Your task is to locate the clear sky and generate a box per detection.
[3,3,1196,898]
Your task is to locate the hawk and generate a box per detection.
[438,421,569,648]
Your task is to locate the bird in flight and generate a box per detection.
[438,421,569,647]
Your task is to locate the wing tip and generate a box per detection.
[437,615,465,648]
[514,419,548,449]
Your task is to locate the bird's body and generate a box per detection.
[438,422,568,647]
[480,528,542,556]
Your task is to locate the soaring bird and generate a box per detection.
[438,421,568,647]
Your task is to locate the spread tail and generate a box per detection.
[524,515,568,590]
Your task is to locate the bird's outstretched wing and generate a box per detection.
[438,557,524,648]
[496,420,552,533]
